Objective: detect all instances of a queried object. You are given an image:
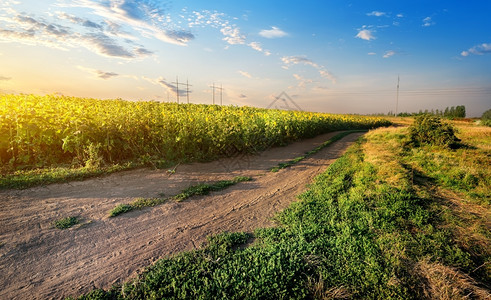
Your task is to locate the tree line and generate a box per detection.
[385,105,466,118]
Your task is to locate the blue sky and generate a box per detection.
[0,0,490,116]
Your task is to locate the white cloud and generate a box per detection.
[293,74,313,88]
[59,0,194,46]
[318,70,336,83]
[259,26,288,38]
[383,50,396,58]
[461,43,491,56]
[422,17,434,27]
[77,66,119,79]
[238,70,252,78]
[397,13,404,18]
[143,76,187,96]
[0,3,157,59]
[367,11,386,17]
[220,25,245,45]
[368,52,377,55]
[281,56,336,84]
[186,10,249,47]
[356,29,375,41]
[248,41,271,56]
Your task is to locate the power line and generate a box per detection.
[209,83,224,105]
[396,75,400,116]
[209,83,215,105]
[181,79,192,104]
[171,76,180,104]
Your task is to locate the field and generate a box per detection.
[72,118,490,299]
[0,94,389,189]
[0,94,489,299]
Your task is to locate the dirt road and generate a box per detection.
[0,131,364,299]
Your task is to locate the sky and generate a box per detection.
[0,0,490,117]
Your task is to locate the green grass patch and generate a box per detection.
[401,121,491,205]
[0,162,136,190]
[108,204,134,217]
[108,176,252,217]
[53,216,79,229]
[172,176,251,202]
[270,130,365,172]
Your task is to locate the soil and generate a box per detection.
[0,131,364,299]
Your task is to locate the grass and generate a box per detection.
[403,123,491,205]
[75,124,490,299]
[53,216,79,229]
[0,162,137,190]
[108,176,252,217]
[270,130,365,172]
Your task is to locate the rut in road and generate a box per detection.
[0,131,365,300]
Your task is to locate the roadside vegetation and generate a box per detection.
[72,117,490,299]
[108,176,252,217]
[53,216,79,230]
[481,108,491,126]
[270,130,364,172]
[0,94,390,189]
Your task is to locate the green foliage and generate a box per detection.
[0,162,134,190]
[443,105,466,118]
[392,105,466,118]
[481,108,491,126]
[108,204,133,217]
[407,115,460,148]
[0,94,390,185]
[270,130,362,172]
[53,216,79,229]
[108,176,252,217]
[172,176,251,202]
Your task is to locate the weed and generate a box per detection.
[407,115,460,148]
[108,176,252,218]
[53,216,79,229]
[270,130,363,172]
[108,204,133,217]
[173,176,251,202]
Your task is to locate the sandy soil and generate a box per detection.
[0,131,364,299]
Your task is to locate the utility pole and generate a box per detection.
[215,84,224,105]
[396,75,400,117]
[180,79,192,104]
[209,83,216,105]
[171,76,180,104]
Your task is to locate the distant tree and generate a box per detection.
[455,105,466,118]
[481,108,491,126]
[443,105,465,118]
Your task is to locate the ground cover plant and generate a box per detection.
[481,108,491,126]
[270,130,364,172]
[406,114,460,148]
[72,122,490,299]
[108,176,252,217]
[0,94,390,189]
[53,216,79,229]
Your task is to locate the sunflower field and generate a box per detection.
[0,94,390,172]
